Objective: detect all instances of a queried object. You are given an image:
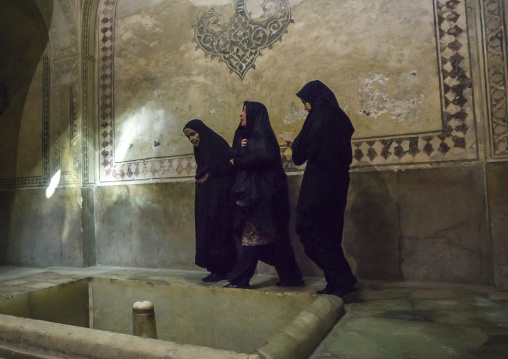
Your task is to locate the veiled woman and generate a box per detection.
[224,101,303,289]
[289,80,358,297]
[183,120,237,282]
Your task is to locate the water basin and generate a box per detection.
[0,277,344,359]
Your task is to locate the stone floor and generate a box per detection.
[0,265,507,359]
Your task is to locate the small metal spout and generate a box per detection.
[132,300,157,339]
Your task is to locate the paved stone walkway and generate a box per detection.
[311,281,508,359]
[0,266,507,359]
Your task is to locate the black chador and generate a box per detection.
[292,80,358,296]
[183,120,237,282]
[225,102,303,288]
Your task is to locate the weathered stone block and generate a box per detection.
[398,166,490,284]
[346,170,401,280]
[487,162,508,289]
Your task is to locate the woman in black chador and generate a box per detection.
[289,80,358,297]
[183,120,237,282]
[224,101,303,289]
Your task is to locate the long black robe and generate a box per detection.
[227,102,302,286]
[183,120,237,275]
[292,80,357,290]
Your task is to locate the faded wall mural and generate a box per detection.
[0,0,506,187]
[97,0,478,183]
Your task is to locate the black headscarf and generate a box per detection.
[231,101,285,205]
[232,101,280,161]
[293,80,354,170]
[296,79,341,109]
[183,119,233,180]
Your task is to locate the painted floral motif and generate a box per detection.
[195,0,292,79]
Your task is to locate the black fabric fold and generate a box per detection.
[231,101,285,206]
[292,80,355,213]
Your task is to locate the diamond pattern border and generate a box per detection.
[97,0,478,183]
[482,0,508,158]
[349,0,478,167]
[98,0,197,182]
[51,60,80,185]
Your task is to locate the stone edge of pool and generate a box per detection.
[0,287,344,359]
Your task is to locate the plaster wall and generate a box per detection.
[97,0,478,183]
[0,187,86,267]
[91,165,492,285]
[111,0,441,163]
[0,0,507,288]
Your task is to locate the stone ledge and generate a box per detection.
[0,314,251,359]
[255,295,345,359]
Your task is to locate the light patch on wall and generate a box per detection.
[132,192,154,208]
[188,0,234,6]
[116,9,158,31]
[288,0,305,6]
[45,170,61,199]
[278,131,295,142]
[115,106,175,162]
[358,73,424,122]
[283,101,306,125]
[245,0,287,21]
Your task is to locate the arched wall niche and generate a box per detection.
[0,0,52,186]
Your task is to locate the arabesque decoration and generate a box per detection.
[194,0,292,79]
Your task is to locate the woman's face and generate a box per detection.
[183,128,200,147]
[240,105,247,127]
[302,99,311,112]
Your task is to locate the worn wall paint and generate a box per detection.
[111,0,441,161]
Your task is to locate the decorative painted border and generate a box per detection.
[97,0,198,182]
[482,0,508,158]
[51,60,80,185]
[97,0,478,183]
[82,57,91,184]
[0,56,50,188]
[82,0,98,184]
[350,0,478,167]
[194,0,293,80]
[52,0,79,61]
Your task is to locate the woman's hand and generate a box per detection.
[196,171,209,183]
[230,159,234,165]
[241,139,248,147]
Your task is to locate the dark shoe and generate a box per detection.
[316,285,338,295]
[202,273,228,282]
[223,282,250,289]
[318,282,360,299]
[317,278,358,294]
[276,279,305,287]
[333,285,359,299]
